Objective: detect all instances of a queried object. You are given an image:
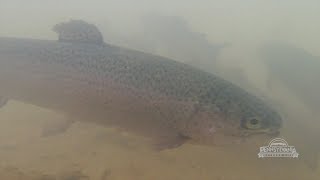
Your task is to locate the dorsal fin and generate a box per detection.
[53,20,104,45]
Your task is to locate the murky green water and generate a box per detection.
[1,1,320,179]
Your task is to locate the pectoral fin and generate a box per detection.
[0,97,8,108]
[41,118,75,137]
[152,134,190,151]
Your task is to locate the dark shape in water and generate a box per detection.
[0,20,281,149]
[261,43,320,111]
[261,42,320,169]
[139,14,229,73]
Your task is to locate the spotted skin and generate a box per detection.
[0,21,282,148]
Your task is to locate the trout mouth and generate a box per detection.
[266,128,280,136]
[240,128,280,137]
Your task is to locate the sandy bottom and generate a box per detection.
[0,101,319,180]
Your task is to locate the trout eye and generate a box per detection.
[245,117,262,129]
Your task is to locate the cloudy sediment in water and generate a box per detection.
[0,0,319,179]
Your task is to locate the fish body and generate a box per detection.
[0,20,282,148]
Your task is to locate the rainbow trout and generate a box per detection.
[0,20,281,149]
